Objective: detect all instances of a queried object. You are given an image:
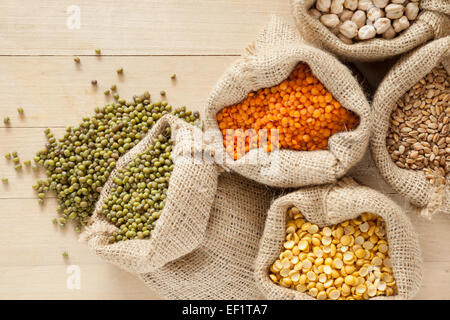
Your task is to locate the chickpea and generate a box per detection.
[316,0,332,13]
[382,25,396,39]
[339,9,354,22]
[385,4,405,20]
[367,7,384,22]
[393,16,410,33]
[320,13,341,28]
[358,25,377,40]
[344,0,357,11]
[405,2,419,21]
[374,17,391,34]
[358,0,374,11]
[372,0,389,8]
[331,0,345,14]
[339,20,358,39]
[351,10,366,29]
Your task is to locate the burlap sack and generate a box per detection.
[140,172,275,299]
[371,37,450,218]
[204,16,371,188]
[290,0,450,62]
[255,177,422,300]
[81,114,219,274]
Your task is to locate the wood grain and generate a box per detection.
[0,0,291,56]
[0,56,234,128]
[0,194,449,299]
[0,0,449,300]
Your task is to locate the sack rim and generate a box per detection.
[370,37,450,213]
[254,178,423,300]
[204,18,371,187]
[290,0,446,61]
[81,114,219,272]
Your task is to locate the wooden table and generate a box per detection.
[0,0,448,300]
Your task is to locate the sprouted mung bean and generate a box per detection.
[17,107,24,115]
[269,207,397,300]
[216,63,359,160]
[74,57,81,63]
[387,64,449,186]
[31,94,200,230]
[3,117,10,125]
[1,178,8,183]
[100,131,173,243]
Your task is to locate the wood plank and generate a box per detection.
[415,262,450,299]
[0,0,291,56]
[0,56,235,128]
[0,196,161,299]
[2,197,449,263]
[0,196,449,299]
[0,265,160,299]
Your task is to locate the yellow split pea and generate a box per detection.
[269,206,397,300]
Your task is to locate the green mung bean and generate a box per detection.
[101,132,173,243]
[31,93,200,231]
